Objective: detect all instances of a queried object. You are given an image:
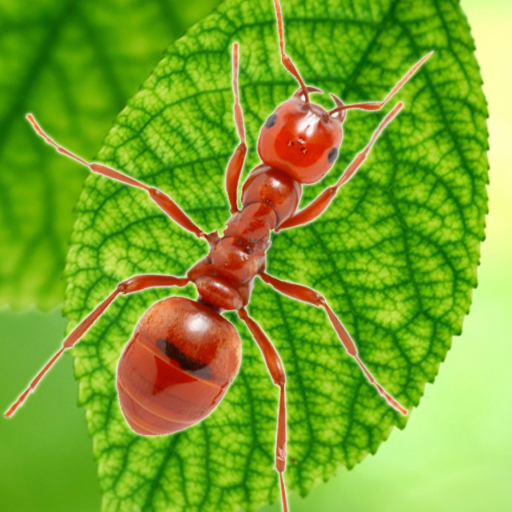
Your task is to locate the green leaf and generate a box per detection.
[64,0,488,510]
[0,0,220,310]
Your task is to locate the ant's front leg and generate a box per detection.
[26,115,218,246]
[225,42,247,214]
[259,271,407,415]
[277,102,403,231]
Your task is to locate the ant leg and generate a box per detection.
[259,272,407,415]
[225,42,247,214]
[5,274,189,418]
[273,0,309,103]
[26,115,219,246]
[278,102,404,231]
[238,308,289,512]
[329,52,433,116]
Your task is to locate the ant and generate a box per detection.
[5,0,432,510]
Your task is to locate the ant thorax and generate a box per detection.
[188,164,302,308]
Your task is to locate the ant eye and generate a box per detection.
[328,147,339,163]
[265,113,278,128]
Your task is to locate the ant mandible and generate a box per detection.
[5,0,432,510]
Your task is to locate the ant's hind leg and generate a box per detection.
[225,42,247,214]
[26,115,215,244]
[5,274,189,418]
[238,308,289,512]
[259,272,407,415]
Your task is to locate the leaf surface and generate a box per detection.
[64,0,488,510]
[0,0,219,309]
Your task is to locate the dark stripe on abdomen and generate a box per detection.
[117,337,226,434]
[156,338,212,380]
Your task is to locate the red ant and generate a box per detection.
[5,0,432,510]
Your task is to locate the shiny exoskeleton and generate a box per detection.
[6,1,432,510]
[117,297,242,435]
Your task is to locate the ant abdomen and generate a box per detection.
[117,297,241,435]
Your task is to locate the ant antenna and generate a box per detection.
[329,52,434,116]
[273,0,309,104]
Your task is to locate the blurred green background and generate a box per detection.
[0,0,510,511]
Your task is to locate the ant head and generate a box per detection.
[257,88,346,184]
